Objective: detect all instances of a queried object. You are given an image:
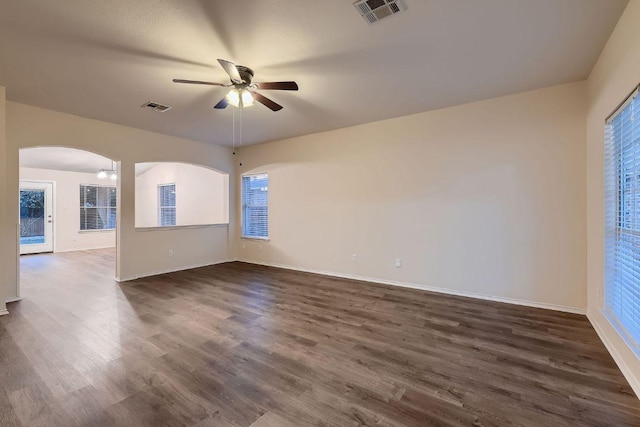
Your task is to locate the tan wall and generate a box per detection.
[5,102,236,299]
[586,0,640,395]
[237,81,587,312]
[19,167,117,252]
[0,87,9,314]
[135,162,228,228]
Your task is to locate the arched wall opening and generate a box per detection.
[17,146,121,300]
[4,101,236,310]
[134,162,229,229]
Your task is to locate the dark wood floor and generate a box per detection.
[1,250,639,426]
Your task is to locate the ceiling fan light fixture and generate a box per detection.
[226,89,254,108]
[97,170,107,179]
[241,90,254,107]
[226,89,240,107]
[110,172,118,180]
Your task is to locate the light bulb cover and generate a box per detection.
[97,170,107,179]
[241,90,254,107]
[110,172,118,180]
[226,89,240,107]
[226,88,254,108]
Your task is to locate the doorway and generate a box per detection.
[19,181,54,255]
[17,147,120,303]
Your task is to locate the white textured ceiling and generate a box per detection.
[0,0,629,147]
[20,147,114,174]
[20,147,159,175]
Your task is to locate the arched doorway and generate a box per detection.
[16,147,120,300]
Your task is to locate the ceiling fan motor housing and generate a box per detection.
[236,66,254,85]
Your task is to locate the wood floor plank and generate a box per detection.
[0,249,638,426]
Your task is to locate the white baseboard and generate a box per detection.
[6,297,22,303]
[0,308,9,316]
[587,309,640,397]
[239,259,586,315]
[54,245,116,254]
[116,259,232,282]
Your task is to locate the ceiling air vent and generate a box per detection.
[353,0,407,24]
[141,101,172,112]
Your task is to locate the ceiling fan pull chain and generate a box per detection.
[232,107,236,155]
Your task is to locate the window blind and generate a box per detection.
[605,84,640,351]
[242,174,268,238]
[80,184,116,230]
[158,184,176,226]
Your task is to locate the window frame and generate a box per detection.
[157,183,177,227]
[604,83,640,356]
[241,173,269,240]
[79,183,117,231]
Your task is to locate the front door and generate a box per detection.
[19,181,54,255]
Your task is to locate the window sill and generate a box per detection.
[135,223,229,232]
[78,229,115,234]
[602,308,640,359]
[241,236,270,242]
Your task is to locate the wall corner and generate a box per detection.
[0,86,11,314]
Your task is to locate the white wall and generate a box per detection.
[4,102,236,303]
[586,0,640,395]
[237,81,587,313]
[19,167,116,252]
[0,86,9,315]
[135,162,229,228]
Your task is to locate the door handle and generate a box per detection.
[48,220,52,223]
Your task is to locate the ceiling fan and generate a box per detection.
[173,59,298,112]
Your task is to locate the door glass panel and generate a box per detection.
[19,189,45,245]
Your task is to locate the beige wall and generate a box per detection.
[20,167,117,252]
[4,102,236,302]
[237,81,587,312]
[586,0,640,395]
[135,162,229,228]
[0,87,8,315]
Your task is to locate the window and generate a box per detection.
[242,173,268,238]
[158,184,176,226]
[80,184,116,230]
[605,84,640,351]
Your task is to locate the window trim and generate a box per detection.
[240,235,270,242]
[241,172,269,239]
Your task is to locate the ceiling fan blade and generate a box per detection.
[213,96,229,109]
[255,81,299,91]
[217,58,243,83]
[173,79,225,86]
[250,91,283,111]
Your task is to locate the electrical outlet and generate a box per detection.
[168,250,174,257]
[352,254,357,262]
[395,259,402,268]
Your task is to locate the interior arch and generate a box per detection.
[18,146,121,299]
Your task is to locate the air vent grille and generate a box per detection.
[141,101,172,112]
[353,0,407,24]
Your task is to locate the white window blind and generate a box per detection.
[158,184,176,226]
[80,184,116,230]
[605,84,640,352]
[242,173,268,238]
